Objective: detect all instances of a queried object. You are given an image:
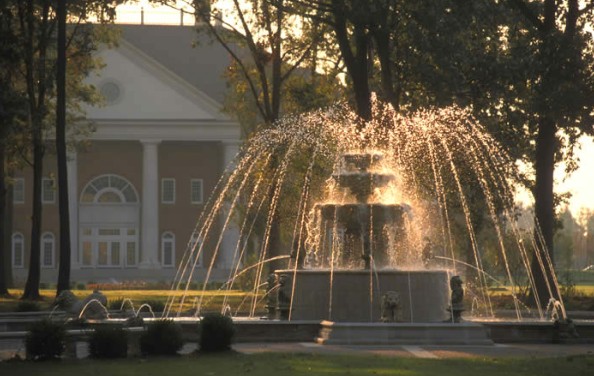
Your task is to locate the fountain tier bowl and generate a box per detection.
[275,269,450,322]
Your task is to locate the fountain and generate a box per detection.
[159,98,579,344]
[275,150,450,322]
[2,100,592,350]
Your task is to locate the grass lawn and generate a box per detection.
[0,289,263,314]
[0,352,592,376]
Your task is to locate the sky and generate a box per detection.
[114,2,594,218]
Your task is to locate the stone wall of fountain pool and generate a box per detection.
[274,269,450,322]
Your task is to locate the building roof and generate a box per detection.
[118,24,232,105]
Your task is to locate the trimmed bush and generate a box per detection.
[16,301,42,312]
[108,297,124,310]
[125,316,144,327]
[139,319,183,356]
[142,299,165,313]
[89,327,128,359]
[25,319,65,360]
[199,313,235,353]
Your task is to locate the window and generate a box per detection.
[126,241,137,266]
[161,178,176,204]
[81,174,138,203]
[161,232,175,267]
[12,233,24,268]
[191,179,203,204]
[41,232,55,268]
[13,178,24,204]
[42,177,55,204]
[79,226,138,268]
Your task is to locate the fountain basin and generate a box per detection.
[275,269,450,322]
[316,320,493,345]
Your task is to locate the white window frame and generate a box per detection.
[190,179,203,204]
[161,178,176,204]
[42,177,55,204]
[13,178,24,204]
[12,233,25,268]
[161,232,175,267]
[41,232,55,268]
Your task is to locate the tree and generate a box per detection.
[279,0,385,121]
[55,0,70,296]
[9,0,121,299]
[493,0,594,306]
[18,0,53,300]
[54,0,122,296]
[156,0,341,275]
[0,0,26,296]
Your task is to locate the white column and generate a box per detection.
[67,150,79,269]
[140,140,161,269]
[219,140,242,269]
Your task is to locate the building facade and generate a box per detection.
[11,25,241,284]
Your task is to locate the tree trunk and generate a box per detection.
[22,130,43,300]
[372,28,397,109]
[0,138,9,296]
[352,25,371,122]
[3,174,13,289]
[331,1,371,123]
[530,116,559,307]
[55,0,71,295]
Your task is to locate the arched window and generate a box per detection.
[81,174,138,203]
[161,232,175,267]
[12,233,24,268]
[41,232,55,268]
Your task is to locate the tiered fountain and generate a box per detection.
[159,101,585,344]
[275,151,450,323]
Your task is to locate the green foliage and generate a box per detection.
[88,326,128,359]
[231,251,260,291]
[125,316,144,327]
[108,297,124,310]
[142,299,165,313]
[25,319,65,360]
[139,319,183,356]
[199,313,235,353]
[16,300,42,312]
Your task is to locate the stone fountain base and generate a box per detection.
[316,320,494,345]
[274,269,450,322]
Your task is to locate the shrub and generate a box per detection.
[142,300,165,313]
[108,297,125,310]
[89,327,128,359]
[199,313,235,353]
[125,316,144,327]
[139,319,183,356]
[25,319,65,360]
[16,301,42,312]
[75,283,86,290]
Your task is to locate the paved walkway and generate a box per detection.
[2,339,592,360]
[233,342,594,359]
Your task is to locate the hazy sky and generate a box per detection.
[115,2,594,217]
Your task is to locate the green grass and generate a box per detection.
[0,353,592,376]
[0,289,264,314]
